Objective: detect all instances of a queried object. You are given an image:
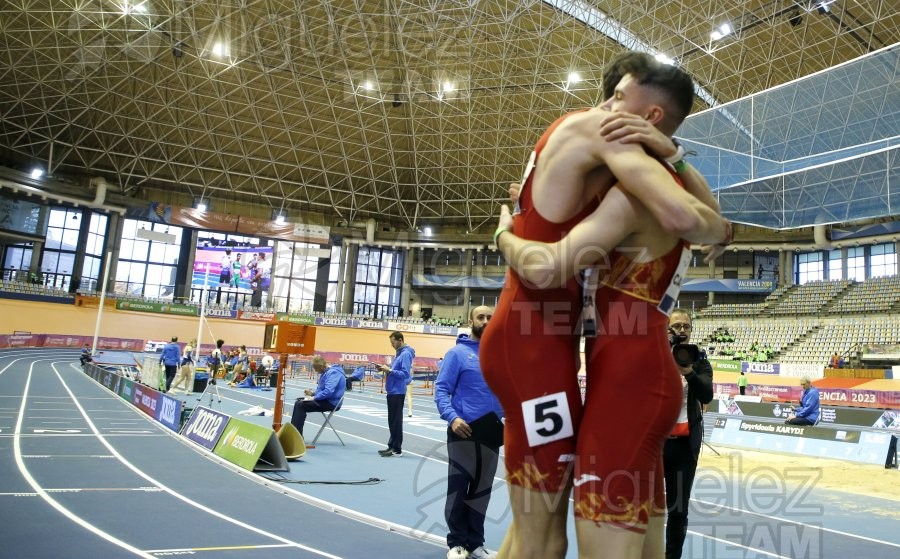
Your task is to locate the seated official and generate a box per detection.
[786,376,820,425]
[80,344,93,366]
[290,355,346,438]
[345,366,366,391]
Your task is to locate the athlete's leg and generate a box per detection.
[500,483,571,559]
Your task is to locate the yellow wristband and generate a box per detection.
[493,226,509,246]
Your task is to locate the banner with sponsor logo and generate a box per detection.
[708,416,891,465]
[275,313,316,325]
[117,377,135,401]
[816,388,900,409]
[132,384,161,417]
[43,334,87,347]
[0,333,141,350]
[735,419,860,442]
[716,398,900,431]
[6,333,45,347]
[213,417,288,472]
[155,395,183,432]
[423,324,459,336]
[680,278,776,293]
[387,321,426,333]
[714,382,800,402]
[709,359,742,373]
[182,406,231,450]
[714,382,900,410]
[353,319,388,330]
[204,307,237,319]
[315,316,353,328]
[779,363,826,378]
[742,361,780,374]
[116,300,199,317]
[97,337,146,351]
[240,310,278,322]
[309,350,440,371]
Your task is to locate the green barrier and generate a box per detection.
[710,359,742,372]
[213,417,288,472]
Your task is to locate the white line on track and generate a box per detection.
[12,357,344,559]
[694,498,900,548]
[8,350,892,557]
[12,359,159,558]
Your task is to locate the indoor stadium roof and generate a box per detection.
[0,1,897,232]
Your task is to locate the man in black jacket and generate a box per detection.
[664,309,713,559]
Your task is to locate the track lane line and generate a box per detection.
[49,360,347,558]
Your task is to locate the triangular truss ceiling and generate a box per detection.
[1,1,897,230]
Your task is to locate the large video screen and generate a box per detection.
[192,240,273,293]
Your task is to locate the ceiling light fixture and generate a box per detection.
[710,22,733,41]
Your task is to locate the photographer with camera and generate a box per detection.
[664,309,713,559]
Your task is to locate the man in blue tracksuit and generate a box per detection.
[374,331,415,456]
[159,336,181,392]
[786,376,821,425]
[434,306,503,559]
[290,355,346,438]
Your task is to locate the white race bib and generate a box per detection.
[522,391,575,448]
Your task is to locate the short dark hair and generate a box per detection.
[670,308,692,322]
[602,51,695,128]
[390,331,404,342]
[171,336,178,342]
[216,339,225,348]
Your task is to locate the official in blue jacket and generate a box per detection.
[434,306,503,559]
[290,355,346,438]
[786,377,820,425]
[374,331,415,457]
[159,337,181,392]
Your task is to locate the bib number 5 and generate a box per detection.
[522,392,575,448]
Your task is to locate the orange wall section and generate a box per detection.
[0,299,457,359]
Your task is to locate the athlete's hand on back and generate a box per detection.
[509,182,521,204]
[599,111,677,160]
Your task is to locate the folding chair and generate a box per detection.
[310,395,345,446]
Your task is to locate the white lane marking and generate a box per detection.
[33,429,82,433]
[684,530,794,559]
[23,454,115,458]
[694,498,900,548]
[147,543,295,553]
[51,361,345,558]
[13,360,157,559]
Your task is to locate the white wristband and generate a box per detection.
[664,144,686,164]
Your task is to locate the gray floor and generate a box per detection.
[2,347,898,558]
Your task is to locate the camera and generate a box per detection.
[669,331,700,368]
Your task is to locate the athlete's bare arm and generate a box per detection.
[496,187,638,288]
[598,112,731,261]
[533,108,727,245]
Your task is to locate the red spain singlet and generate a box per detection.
[480,111,599,493]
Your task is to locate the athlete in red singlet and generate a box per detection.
[491,53,731,559]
